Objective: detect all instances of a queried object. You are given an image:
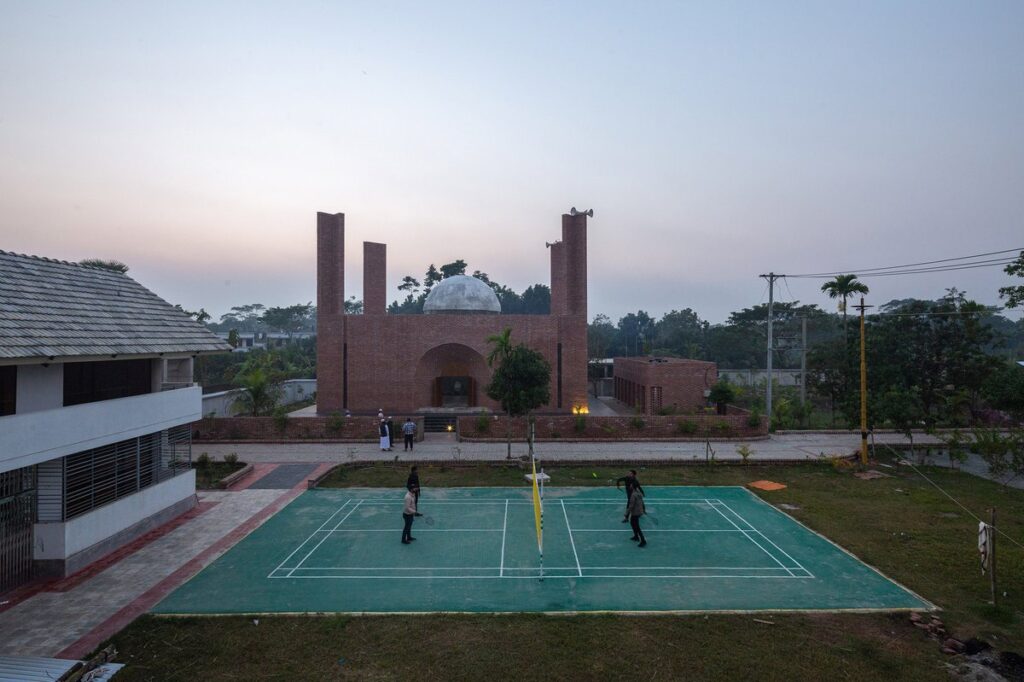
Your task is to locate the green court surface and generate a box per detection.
[153,486,934,614]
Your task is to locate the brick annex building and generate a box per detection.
[315,211,589,415]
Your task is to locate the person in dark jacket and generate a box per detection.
[627,487,647,547]
[616,469,640,523]
[386,416,396,449]
[406,465,422,516]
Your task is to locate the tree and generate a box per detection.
[261,303,313,336]
[344,296,363,315]
[485,328,513,368]
[226,329,240,348]
[398,276,420,293]
[486,345,552,416]
[999,250,1024,308]
[175,305,211,324]
[486,330,552,459]
[820,274,869,335]
[80,258,129,273]
[232,366,282,416]
[439,259,468,279]
[588,314,616,359]
[708,380,736,415]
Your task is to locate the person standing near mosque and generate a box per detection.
[379,418,391,451]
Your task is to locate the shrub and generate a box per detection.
[714,421,732,436]
[746,409,763,429]
[574,415,587,434]
[475,415,491,434]
[655,405,677,416]
[272,407,289,432]
[736,444,754,465]
[629,416,645,431]
[224,452,239,465]
[326,412,346,434]
[196,452,211,468]
[676,419,698,435]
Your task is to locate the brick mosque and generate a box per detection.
[315,210,590,415]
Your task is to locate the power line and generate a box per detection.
[881,444,1023,551]
[787,248,1023,278]
[786,256,1011,278]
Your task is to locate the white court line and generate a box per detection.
[268,499,350,578]
[287,500,363,577]
[333,497,712,501]
[714,500,813,578]
[704,499,794,577]
[561,499,583,577]
[270,574,811,580]
[499,499,509,577]
[570,529,743,533]
[325,529,503,532]
[292,566,797,571]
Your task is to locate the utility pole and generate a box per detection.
[800,316,808,407]
[853,297,873,465]
[759,273,783,426]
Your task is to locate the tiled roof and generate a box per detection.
[0,250,231,360]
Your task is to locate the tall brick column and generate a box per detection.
[316,212,345,413]
[317,212,345,315]
[562,213,588,319]
[549,240,566,316]
[363,242,387,315]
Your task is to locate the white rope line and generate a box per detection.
[883,444,1024,551]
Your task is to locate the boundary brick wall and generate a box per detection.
[192,416,424,442]
[457,409,766,442]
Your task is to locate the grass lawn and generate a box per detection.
[104,456,1023,681]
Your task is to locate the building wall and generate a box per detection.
[0,386,202,474]
[15,363,63,413]
[320,313,588,414]
[614,358,717,415]
[316,211,590,415]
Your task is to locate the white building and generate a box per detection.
[0,251,230,592]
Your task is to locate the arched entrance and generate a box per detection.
[414,344,490,408]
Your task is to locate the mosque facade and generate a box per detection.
[315,211,589,415]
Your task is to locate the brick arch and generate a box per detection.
[414,343,492,408]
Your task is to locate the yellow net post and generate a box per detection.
[529,417,543,580]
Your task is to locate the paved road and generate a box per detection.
[193,431,947,464]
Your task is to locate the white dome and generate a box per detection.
[423,275,501,314]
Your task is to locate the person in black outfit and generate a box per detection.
[406,465,422,516]
[615,469,639,523]
[386,416,395,449]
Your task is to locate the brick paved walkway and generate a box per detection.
[0,463,331,658]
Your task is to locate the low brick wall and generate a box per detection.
[192,416,425,442]
[457,409,766,442]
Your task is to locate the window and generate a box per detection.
[62,425,191,520]
[63,359,151,407]
[0,365,15,416]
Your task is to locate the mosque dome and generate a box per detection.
[423,275,501,314]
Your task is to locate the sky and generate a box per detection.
[1,1,1022,324]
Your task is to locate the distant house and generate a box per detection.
[0,251,230,592]
[215,330,315,352]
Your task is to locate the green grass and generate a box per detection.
[103,458,1024,680]
[109,613,944,682]
[192,462,246,490]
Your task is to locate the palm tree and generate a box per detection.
[485,327,515,458]
[485,328,513,367]
[821,274,869,336]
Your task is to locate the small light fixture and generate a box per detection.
[446,424,454,432]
